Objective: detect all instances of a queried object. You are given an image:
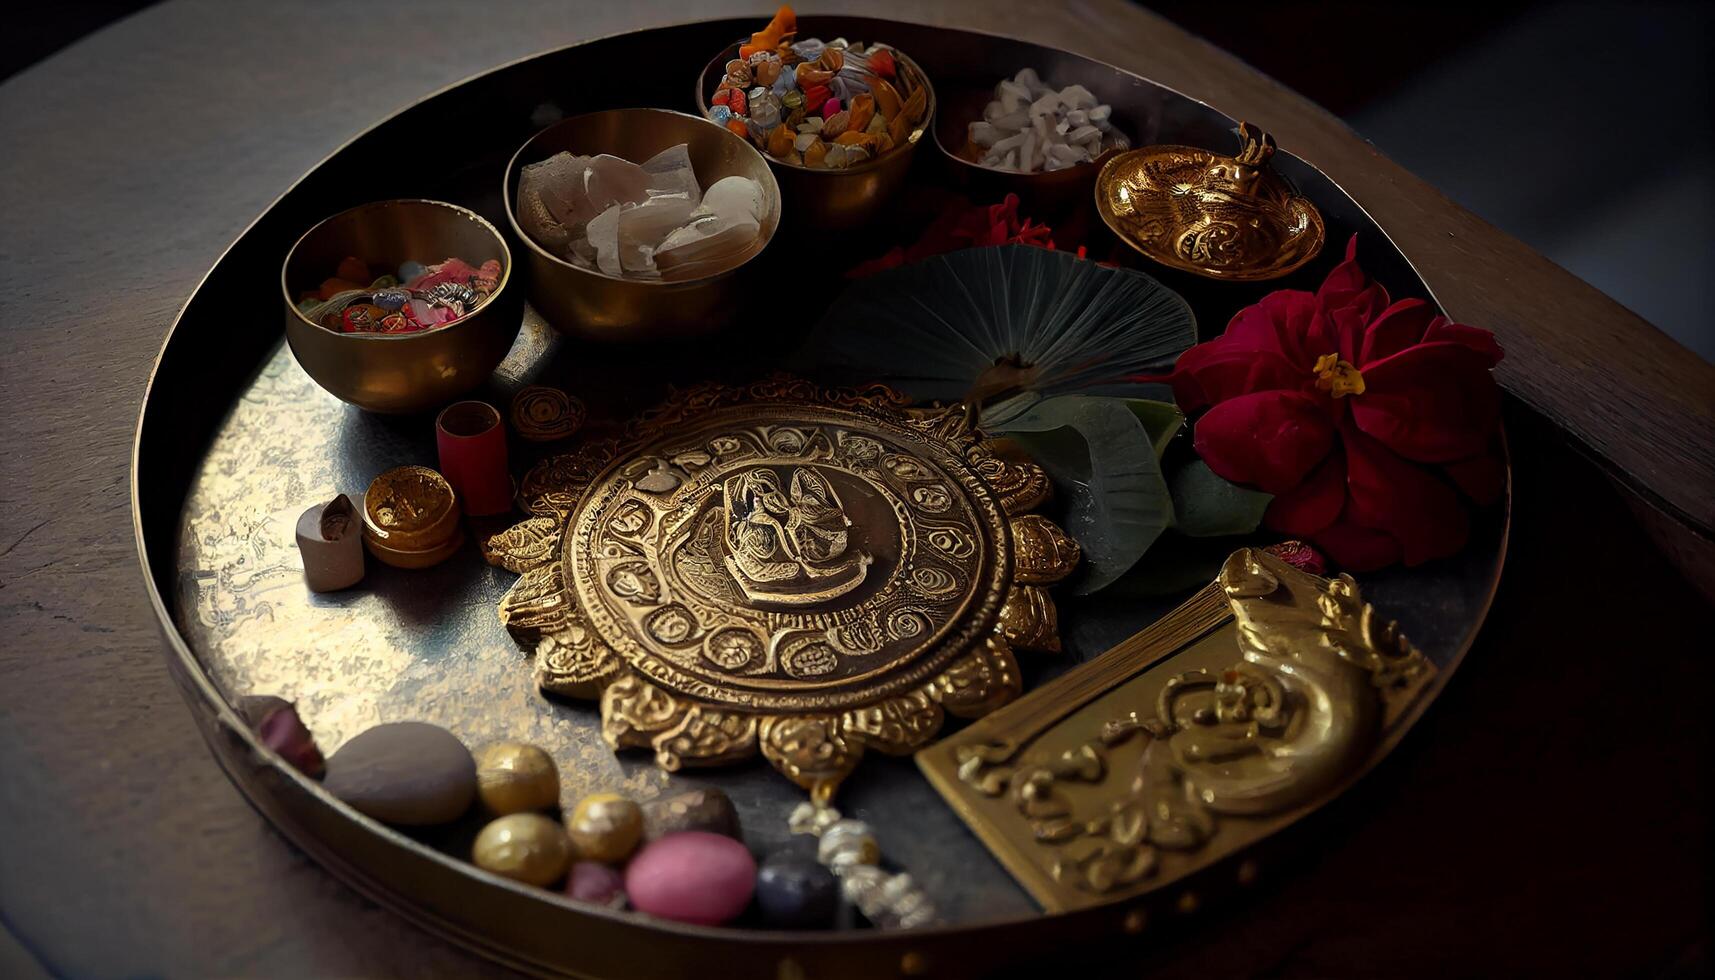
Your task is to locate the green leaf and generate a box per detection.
[1168,459,1273,537]
[978,390,1042,429]
[795,245,1198,403]
[992,395,1173,595]
[1123,399,1184,458]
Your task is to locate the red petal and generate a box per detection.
[1424,317,1504,367]
[1224,289,1317,367]
[1359,298,1437,365]
[1265,450,1346,537]
[1310,237,1389,362]
[1443,447,1507,505]
[1192,391,1335,495]
[1316,235,1367,309]
[1353,342,1501,462]
[1168,342,1306,411]
[1341,424,1469,566]
[1312,512,1403,571]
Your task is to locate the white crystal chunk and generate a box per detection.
[970,71,1126,174]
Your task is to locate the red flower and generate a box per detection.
[848,193,1058,276]
[1157,236,1505,571]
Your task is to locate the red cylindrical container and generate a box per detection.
[435,400,512,516]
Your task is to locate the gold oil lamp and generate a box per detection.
[1095,122,1326,281]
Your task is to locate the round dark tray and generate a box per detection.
[133,16,1506,979]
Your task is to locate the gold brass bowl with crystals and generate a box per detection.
[484,379,1079,796]
[932,83,1125,216]
[695,42,935,231]
[502,109,782,343]
[1095,122,1326,281]
[281,199,522,414]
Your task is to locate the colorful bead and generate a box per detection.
[755,851,839,929]
[567,792,643,864]
[565,860,626,908]
[625,832,756,926]
[339,304,387,333]
[641,787,741,841]
[472,813,572,887]
[474,742,560,816]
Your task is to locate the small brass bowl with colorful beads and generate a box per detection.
[281,199,522,414]
[694,37,935,231]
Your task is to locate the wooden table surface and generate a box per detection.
[1,1,1709,976]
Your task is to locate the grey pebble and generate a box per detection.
[323,721,475,826]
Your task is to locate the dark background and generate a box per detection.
[10,1,1708,361]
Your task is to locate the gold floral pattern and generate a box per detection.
[487,380,1078,794]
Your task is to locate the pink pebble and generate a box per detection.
[566,860,625,908]
[624,831,755,926]
[821,97,841,118]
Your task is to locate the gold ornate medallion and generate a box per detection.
[486,379,1078,794]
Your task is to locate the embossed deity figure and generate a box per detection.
[721,466,871,606]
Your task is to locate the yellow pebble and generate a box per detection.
[568,792,644,864]
[472,813,571,886]
[474,742,560,816]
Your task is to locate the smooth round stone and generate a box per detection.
[565,860,626,908]
[568,793,643,864]
[474,742,559,816]
[398,260,428,282]
[322,722,475,826]
[755,851,839,929]
[641,787,741,842]
[472,813,571,887]
[625,832,756,926]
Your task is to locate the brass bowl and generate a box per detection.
[281,200,521,414]
[694,40,935,231]
[1094,124,1326,281]
[503,108,781,343]
[931,83,1124,216]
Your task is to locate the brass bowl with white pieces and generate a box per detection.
[503,108,782,343]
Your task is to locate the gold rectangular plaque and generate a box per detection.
[916,547,1435,913]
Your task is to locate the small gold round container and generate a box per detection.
[281,199,522,414]
[361,465,464,569]
[503,108,781,343]
[694,41,935,231]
